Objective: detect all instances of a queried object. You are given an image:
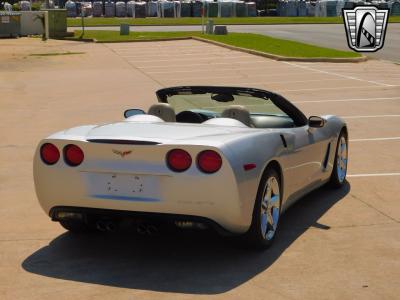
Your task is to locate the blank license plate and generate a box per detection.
[85,172,161,202]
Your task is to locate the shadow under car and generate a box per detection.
[22,182,350,294]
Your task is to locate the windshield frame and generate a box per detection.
[156,86,308,127]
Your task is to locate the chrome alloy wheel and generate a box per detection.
[260,176,280,241]
[336,136,348,183]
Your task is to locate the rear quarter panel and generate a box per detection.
[221,131,289,221]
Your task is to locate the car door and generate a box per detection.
[280,125,330,199]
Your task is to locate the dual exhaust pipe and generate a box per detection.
[136,224,158,235]
[95,220,158,235]
[96,220,117,232]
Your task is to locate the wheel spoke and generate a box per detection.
[267,210,273,225]
[270,195,279,207]
[272,208,279,230]
[261,213,268,236]
[261,202,268,211]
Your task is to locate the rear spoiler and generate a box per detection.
[87,139,161,145]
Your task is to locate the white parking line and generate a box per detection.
[348,173,400,177]
[350,137,400,142]
[282,61,395,87]
[161,74,245,81]
[146,66,309,74]
[279,85,399,92]
[293,97,400,104]
[223,78,348,86]
[343,115,400,119]
[122,52,239,59]
[137,61,270,69]
[127,56,253,63]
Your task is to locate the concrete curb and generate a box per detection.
[67,22,344,28]
[192,37,368,63]
[63,36,367,63]
[94,37,192,43]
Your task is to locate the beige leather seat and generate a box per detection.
[148,103,176,122]
[221,105,252,127]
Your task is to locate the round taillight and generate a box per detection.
[64,144,84,167]
[197,150,222,173]
[40,143,60,165]
[166,149,192,172]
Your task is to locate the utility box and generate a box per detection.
[120,23,130,35]
[214,25,228,35]
[0,12,21,38]
[20,11,46,36]
[45,9,69,38]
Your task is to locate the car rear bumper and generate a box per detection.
[50,206,234,235]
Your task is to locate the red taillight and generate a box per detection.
[40,143,60,165]
[197,150,222,173]
[166,149,192,172]
[64,144,84,167]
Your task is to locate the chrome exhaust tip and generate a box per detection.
[146,225,158,235]
[136,224,147,235]
[105,221,117,232]
[96,220,107,232]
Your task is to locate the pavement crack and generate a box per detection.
[350,193,399,223]
[282,222,396,232]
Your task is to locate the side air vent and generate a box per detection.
[87,139,161,145]
[280,134,287,148]
[323,142,331,169]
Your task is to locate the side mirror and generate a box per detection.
[308,116,326,128]
[124,109,145,118]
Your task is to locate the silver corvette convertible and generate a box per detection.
[34,86,348,248]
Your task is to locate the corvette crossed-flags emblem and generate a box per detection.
[112,149,132,158]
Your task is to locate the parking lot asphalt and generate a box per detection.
[73,23,400,62]
[0,38,399,300]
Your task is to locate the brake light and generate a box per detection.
[40,143,60,165]
[166,149,192,172]
[197,150,222,173]
[64,144,84,167]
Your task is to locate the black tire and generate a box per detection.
[329,130,348,188]
[59,220,91,233]
[245,167,282,249]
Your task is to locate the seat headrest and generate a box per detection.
[148,103,176,122]
[221,105,252,127]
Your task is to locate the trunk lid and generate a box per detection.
[85,121,255,145]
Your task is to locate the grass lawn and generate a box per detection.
[71,30,361,58]
[68,16,400,27]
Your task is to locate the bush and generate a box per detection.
[32,2,43,11]
[12,3,20,11]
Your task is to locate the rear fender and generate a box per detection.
[221,133,288,225]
